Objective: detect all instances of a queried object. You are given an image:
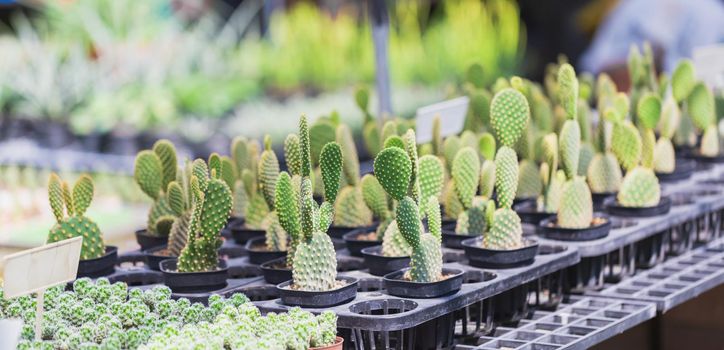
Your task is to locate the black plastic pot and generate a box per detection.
[462,237,538,268]
[441,223,476,250]
[229,221,265,245]
[360,246,410,276]
[328,222,378,239]
[656,158,695,182]
[604,196,672,217]
[687,151,724,164]
[537,215,612,241]
[260,257,292,284]
[245,237,287,265]
[592,192,616,212]
[77,246,118,278]
[342,228,381,257]
[135,229,167,250]
[513,200,555,225]
[143,245,175,271]
[277,276,359,307]
[160,258,229,293]
[383,268,464,298]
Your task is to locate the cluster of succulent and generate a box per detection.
[276,115,343,290]
[373,129,446,281]
[46,173,105,260]
[139,305,336,350]
[2,278,250,350]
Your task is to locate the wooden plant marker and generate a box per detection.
[1,237,82,341]
[415,96,470,144]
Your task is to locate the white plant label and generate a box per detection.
[415,96,469,144]
[693,44,724,89]
[2,237,82,340]
[0,319,23,349]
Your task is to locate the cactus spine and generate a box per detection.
[47,173,105,260]
[374,129,444,282]
[134,140,178,237]
[276,115,342,290]
[556,64,594,229]
[333,124,373,227]
[177,159,233,273]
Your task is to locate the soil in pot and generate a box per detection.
[512,200,555,225]
[144,245,176,271]
[604,196,672,217]
[342,229,381,257]
[260,257,292,284]
[360,246,410,276]
[538,215,612,241]
[160,258,229,293]
[383,268,464,298]
[245,237,287,264]
[277,276,358,307]
[77,246,118,278]
[462,237,539,269]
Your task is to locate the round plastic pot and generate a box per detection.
[328,222,378,239]
[143,245,175,271]
[229,221,265,245]
[656,158,695,182]
[604,196,672,217]
[277,276,358,307]
[260,256,292,284]
[441,223,475,250]
[538,215,612,241]
[245,237,287,265]
[360,245,410,276]
[592,192,616,212]
[513,200,555,225]
[309,337,344,350]
[462,237,538,269]
[135,229,167,250]
[383,268,464,298]
[160,258,229,293]
[77,246,118,278]
[343,228,381,257]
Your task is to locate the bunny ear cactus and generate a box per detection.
[555,64,594,229]
[165,161,198,256]
[654,97,680,173]
[333,124,373,227]
[610,115,661,208]
[451,147,488,235]
[537,133,564,213]
[398,196,443,283]
[687,82,719,157]
[588,107,623,193]
[134,140,179,237]
[47,173,105,260]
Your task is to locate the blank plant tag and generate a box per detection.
[0,319,23,349]
[2,237,82,298]
[693,44,724,89]
[416,96,470,144]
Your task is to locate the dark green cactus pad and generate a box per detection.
[397,197,422,249]
[134,150,163,200]
[494,146,519,209]
[374,147,412,201]
[452,147,480,208]
[418,155,444,208]
[612,121,642,172]
[275,172,301,239]
[320,142,343,203]
[153,140,177,190]
[71,175,93,217]
[384,135,405,150]
[48,174,65,222]
[491,88,530,147]
[284,134,302,176]
[49,216,105,260]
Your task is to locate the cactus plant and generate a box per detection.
[536,133,564,213]
[451,147,489,235]
[134,140,178,237]
[332,123,373,227]
[230,137,260,218]
[47,173,105,260]
[556,64,594,229]
[176,159,233,273]
[374,130,445,282]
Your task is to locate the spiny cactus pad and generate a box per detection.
[334,186,373,227]
[558,176,593,229]
[284,134,302,176]
[491,88,530,147]
[292,232,337,291]
[320,142,343,203]
[617,166,660,207]
[672,59,696,103]
[587,153,622,193]
[483,208,522,250]
[559,120,581,179]
[258,136,280,210]
[557,64,579,120]
[374,147,412,201]
[494,146,519,209]
[687,82,715,131]
[612,121,642,171]
[452,147,481,208]
[637,93,662,130]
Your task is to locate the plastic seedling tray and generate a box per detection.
[588,237,724,313]
[451,296,656,350]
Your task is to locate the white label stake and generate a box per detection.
[415,96,470,144]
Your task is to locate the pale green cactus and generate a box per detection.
[134,140,178,237]
[451,147,490,236]
[654,97,680,173]
[47,173,105,260]
[588,107,623,193]
[537,133,563,213]
[332,124,373,227]
[687,82,719,157]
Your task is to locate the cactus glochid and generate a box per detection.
[176,159,233,273]
[374,129,445,282]
[134,140,178,237]
[47,173,105,260]
[275,115,342,290]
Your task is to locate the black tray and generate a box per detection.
[656,158,696,182]
[513,199,555,225]
[245,237,287,264]
[462,238,539,268]
[605,196,672,217]
[77,246,118,278]
[343,228,381,257]
[360,245,410,276]
[277,276,359,307]
[160,258,229,293]
[135,229,167,250]
[383,268,464,298]
[537,214,612,241]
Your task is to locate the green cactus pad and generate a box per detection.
[637,93,662,130]
[452,147,481,208]
[479,133,496,161]
[612,121,642,172]
[617,166,660,207]
[49,216,105,260]
[654,138,676,173]
[517,160,542,199]
[557,64,579,120]
[558,176,593,229]
[284,134,302,176]
[483,208,522,250]
[587,153,622,193]
[361,174,389,220]
[259,137,280,210]
[48,174,65,222]
[672,59,696,103]
[418,155,445,208]
[479,160,496,199]
[334,186,373,227]
[397,197,422,249]
[310,121,337,166]
[337,124,360,186]
[491,88,530,147]
[71,175,94,217]
[659,97,681,140]
[381,220,412,257]
[374,147,412,201]
[320,142,343,203]
[384,135,406,150]
[687,82,715,131]
[275,172,301,238]
[153,140,177,190]
[494,146,519,209]
[559,119,581,179]
[292,231,337,291]
[134,150,163,200]
[299,115,312,177]
[443,136,462,171]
